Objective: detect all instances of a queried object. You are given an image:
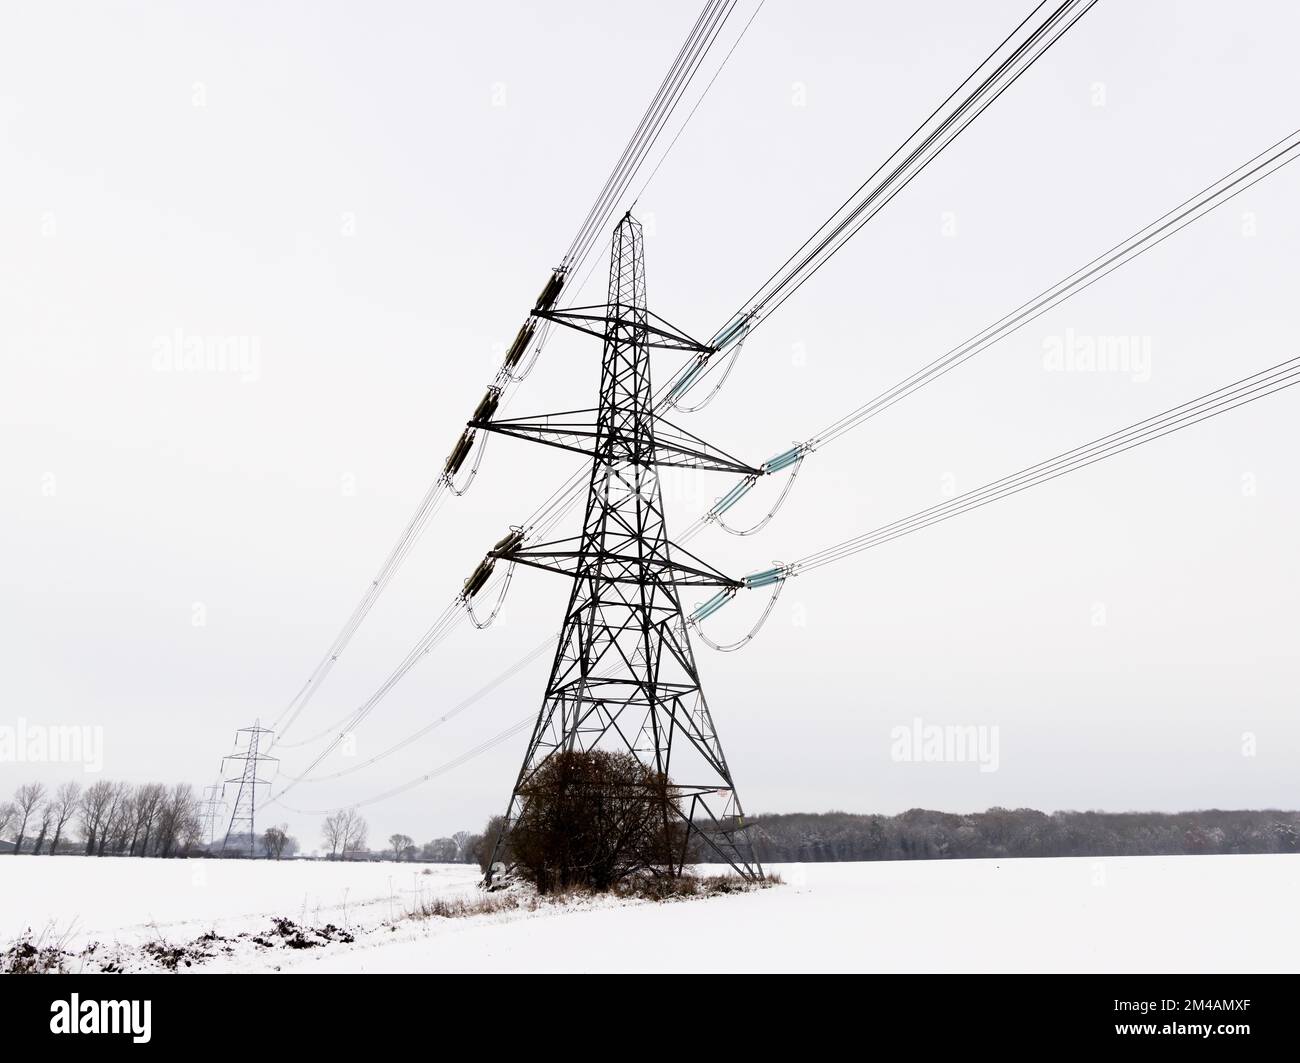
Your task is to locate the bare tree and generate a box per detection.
[322,812,346,858]
[181,810,204,853]
[0,802,17,844]
[155,783,199,858]
[30,800,54,854]
[11,782,47,855]
[97,782,132,856]
[421,837,459,862]
[388,833,414,860]
[78,779,117,854]
[129,783,166,857]
[47,782,82,854]
[451,830,472,862]
[474,817,509,873]
[342,809,368,854]
[263,825,291,860]
[321,810,368,858]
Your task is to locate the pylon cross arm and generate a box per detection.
[534,306,713,353]
[472,412,758,475]
[492,537,741,589]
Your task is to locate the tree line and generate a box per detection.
[318,809,484,864]
[1,780,204,857]
[742,807,1300,863]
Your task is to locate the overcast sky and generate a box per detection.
[2,0,1297,848]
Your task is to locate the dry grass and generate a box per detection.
[407,869,778,922]
[409,891,534,921]
[1,926,76,974]
[612,870,780,902]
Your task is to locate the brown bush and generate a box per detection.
[509,750,684,893]
[474,814,511,875]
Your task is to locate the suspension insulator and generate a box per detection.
[667,357,707,400]
[744,566,785,589]
[472,386,501,424]
[503,322,536,369]
[444,429,476,476]
[534,270,565,312]
[713,315,751,351]
[761,446,804,474]
[713,476,757,516]
[690,589,735,622]
[491,527,525,557]
[463,556,497,599]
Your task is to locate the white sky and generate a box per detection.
[2,0,1297,847]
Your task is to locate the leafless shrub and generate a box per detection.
[509,750,685,893]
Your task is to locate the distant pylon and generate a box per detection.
[478,213,761,882]
[221,723,278,857]
[198,782,226,848]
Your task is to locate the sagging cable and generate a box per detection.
[689,587,736,623]
[441,383,503,496]
[504,319,550,384]
[462,526,520,599]
[471,385,501,424]
[466,562,515,630]
[667,311,756,413]
[501,321,536,375]
[666,355,709,405]
[673,339,745,413]
[712,313,753,350]
[711,447,806,536]
[691,565,787,652]
[444,429,488,497]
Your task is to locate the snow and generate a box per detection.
[3,854,1296,972]
[0,856,482,955]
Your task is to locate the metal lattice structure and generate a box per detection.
[221,723,277,857]
[198,782,227,848]
[481,214,760,882]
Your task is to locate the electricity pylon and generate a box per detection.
[478,213,761,881]
[220,723,277,857]
[198,782,226,848]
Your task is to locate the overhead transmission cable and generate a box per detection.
[268,0,1099,781]
[268,0,750,743]
[313,125,1299,791]
[266,9,1296,807]
[677,127,1300,544]
[659,0,1100,412]
[785,356,1300,576]
[280,352,1300,813]
[468,0,1105,576]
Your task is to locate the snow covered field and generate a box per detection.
[0,857,483,966]
[3,854,1297,973]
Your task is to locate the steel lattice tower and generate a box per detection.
[477,214,761,881]
[198,782,226,848]
[220,723,277,857]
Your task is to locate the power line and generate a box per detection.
[788,357,1300,576]
[290,637,554,783]
[675,128,1300,543]
[266,0,1101,788]
[269,0,755,743]
[277,354,1300,816]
